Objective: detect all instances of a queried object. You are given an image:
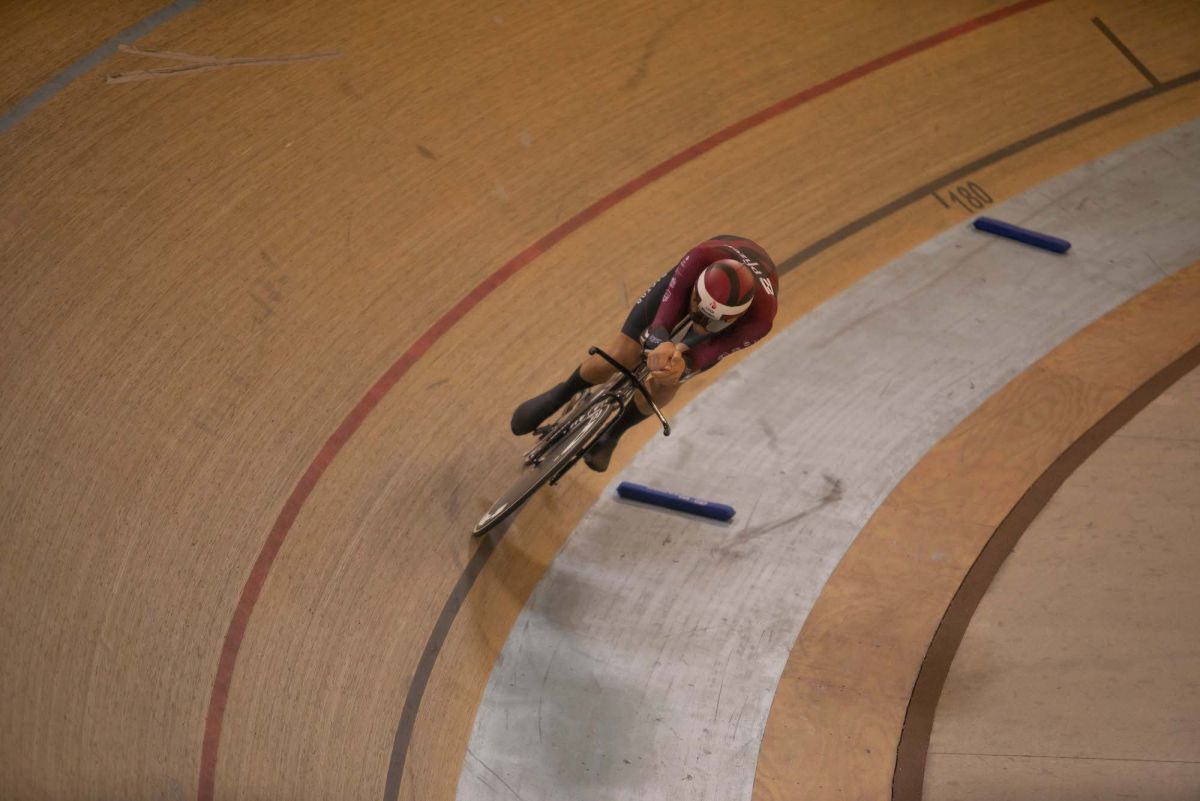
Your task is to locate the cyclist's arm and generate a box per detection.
[685,315,772,372]
[644,248,712,348]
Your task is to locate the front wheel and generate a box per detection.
[473,395,621,536]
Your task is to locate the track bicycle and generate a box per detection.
[473,346,670,536]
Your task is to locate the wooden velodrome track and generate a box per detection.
[2,1,1198,800]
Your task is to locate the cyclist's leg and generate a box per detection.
[584,367,688,472]
[584,396,647,472]
[580,332,641,383]
[512,269,671,435]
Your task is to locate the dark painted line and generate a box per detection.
[382,531,502,801]
[0,0,205,136]
[892,340,1200,801]
[779,67,1200,276]
[1092,16,1159,87]
[375,4,1060,798]
[376,42,1200,801]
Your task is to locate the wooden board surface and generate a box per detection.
[753,265,1200,801]
[925,366,1200,799]
[1,0,167,116]
[2,1,1199,799]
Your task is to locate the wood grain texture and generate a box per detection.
[2,0,1199,799]
[925,369,1200,799]
[753,262,1200,801]
[1,0,167,116]
[926,753,1200,801]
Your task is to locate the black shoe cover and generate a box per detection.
[511,384,569,435]
[583,434,618,472]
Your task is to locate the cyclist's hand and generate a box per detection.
[648,342,685,384]
[647,342,677,372]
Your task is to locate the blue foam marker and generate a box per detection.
[616,481,735,522]
[973,216,1071,254]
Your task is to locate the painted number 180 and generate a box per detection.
[933,182,993,213]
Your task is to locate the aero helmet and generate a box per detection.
[691,259,755,332]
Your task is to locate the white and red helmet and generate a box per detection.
[691,259,755,332]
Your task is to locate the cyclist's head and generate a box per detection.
[690,259,755,333]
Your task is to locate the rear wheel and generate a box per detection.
[473,395,621,536]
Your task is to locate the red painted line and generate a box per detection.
[196,0,1053,797]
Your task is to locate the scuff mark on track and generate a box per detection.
[623,5,692,90]
[106,44,341,84]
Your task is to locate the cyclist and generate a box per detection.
[511,235,779,471]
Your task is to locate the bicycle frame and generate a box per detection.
[524,347,671,469]
[586,347,672,436]
[474,346,675,536]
